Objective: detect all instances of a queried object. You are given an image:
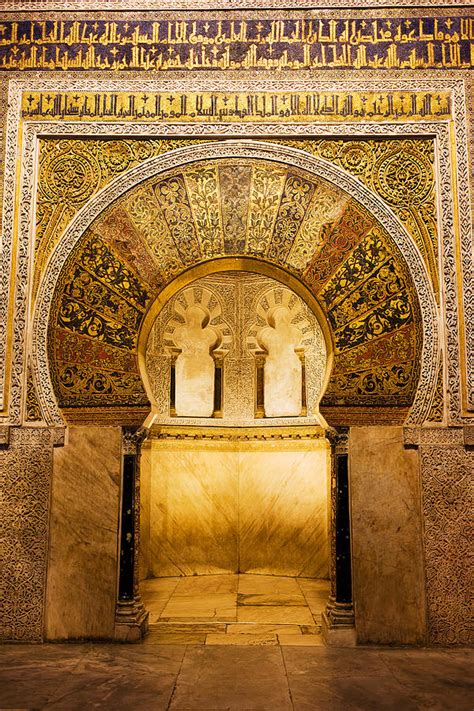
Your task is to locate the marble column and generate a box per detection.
[114,427,149,642]
[322,427,356,646]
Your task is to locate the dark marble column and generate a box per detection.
[322,427,356,646]
[114,427,149,642]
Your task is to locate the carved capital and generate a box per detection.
[122,426,148,454]
[326,426,349,454]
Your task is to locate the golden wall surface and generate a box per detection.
[0,5,472,648]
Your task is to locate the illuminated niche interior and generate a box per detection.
[144,270,328,426]
[139,270,331,582]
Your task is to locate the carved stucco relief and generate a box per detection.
[0,428,54,641]
[1,79,470,428]
[420,442,473,645]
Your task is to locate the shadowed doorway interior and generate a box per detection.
[139,270,331,646]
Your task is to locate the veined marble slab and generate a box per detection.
[45,426,122,640]
[144,438,330,579]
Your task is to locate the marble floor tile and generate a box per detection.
[206,633,278,645]
[0,644,186,711]
[144,632,207,645]
[71,643,186,675]
[169,646,293,710]
[297,578,331,593]
[300,624,323,635]
[226,623,303,635]
[160,593,237,621]
[238,592,307,606]
[282,647,390,679]
[304,595,327,616]
[377,648,474,710]
[0,667,79,708]
[287,674,420,711]
[238,605,315,625]
[173,574,239,595]
[146,602,169,620]
[278,634,324,646]
[150,622,227,634]
[238,573,301,595]
[44,670,179,709]
[141,576,180,593]
[1,643,472,710]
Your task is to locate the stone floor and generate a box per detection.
[1,576,472,710]
[141,574,327,645]
[1,641,472,710]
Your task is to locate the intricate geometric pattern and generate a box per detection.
[146,272,326,424]
[25,364,42,422]
[35,136,439,297]
[421,443,474,646]
[427,364,445,423]
[49,233,152,409]
[48,156,422,413]
[0,428,53,641]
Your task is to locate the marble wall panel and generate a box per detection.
[239,441,330,577]
[45,426,122,640]
[148,441,239,577]
[349,427,426,645]
[144,438,329,579]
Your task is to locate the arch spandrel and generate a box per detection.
[34,141,438,427]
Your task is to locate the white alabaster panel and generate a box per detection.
[144,437,329,579]
[146,271,326,425]
[257,306,303,418]
[148,442,239,577]
[45,426,122,640]
[174,305,219,417]
[238,441,330,577]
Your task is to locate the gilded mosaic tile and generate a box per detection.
[54,329,138,373]
[184,164,224,257]
[54,363,147,407]
[303,202,374,293]
[266,172,315,264]
[218,164,252,254]
[322,360,415,406]
[334,291,413,353]
[276,137,439,294]
[152,174,203,264]
[0,18,472,72]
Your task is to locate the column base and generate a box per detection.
[321,602,356,647]
[114,598,149,642]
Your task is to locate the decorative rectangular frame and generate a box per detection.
[0,77,471,427]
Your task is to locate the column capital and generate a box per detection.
[122,426,148,454]
[326,426,349,454]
